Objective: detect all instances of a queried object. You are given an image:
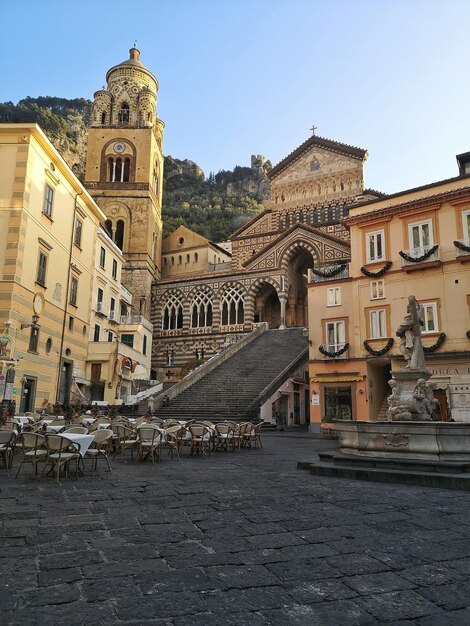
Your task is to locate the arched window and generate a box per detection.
[161,293,184,330]
[101,111,107,125]
[108,157,114,182]
[171,256,175,266]
[220,287,244,326]
[104,219,113,238]
[163,257,167,267]
[190,292,213,328]
[147,111,152,122]
[119,103,130,124]
[115,220,124,250]
[194,253,199,263]
[186,254,190,263]
[123,158,130,182]
[178,255,182,265]
[153,165,158,195]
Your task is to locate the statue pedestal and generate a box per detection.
[387,368,435,422]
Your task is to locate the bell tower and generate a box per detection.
[85,47,164,318]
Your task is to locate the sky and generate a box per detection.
[2,0,470,194]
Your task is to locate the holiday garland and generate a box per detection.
[399,244,439,263]
[363,338,394,356]
[360,261,392,278]
[311,262,347,278]
[454,240,470,253]
[319,342,350,358]
[423,332,446,353]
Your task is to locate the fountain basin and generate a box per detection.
[336,420,470,461]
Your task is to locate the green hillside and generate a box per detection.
[0,97,271,241]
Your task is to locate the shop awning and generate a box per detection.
[310,376,364,383]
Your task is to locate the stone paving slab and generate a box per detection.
[0,433,469,624]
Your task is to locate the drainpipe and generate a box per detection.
[55,191,83,403]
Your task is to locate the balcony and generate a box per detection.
[120,284,132,303]
[454,239,470,261]
[120,314,153,333]
[400,245,441,272]
[309,264,349,283]
[95,301,106,316]
[109,310,118,323]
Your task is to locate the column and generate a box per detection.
[279,296,287,330]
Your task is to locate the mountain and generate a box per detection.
[0,97,271,241]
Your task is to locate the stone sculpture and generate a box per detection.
[385,296,438,422]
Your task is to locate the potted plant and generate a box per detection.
[320,415,338,440]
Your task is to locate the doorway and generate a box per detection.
[58,361,72,404]
[20,377,37,413]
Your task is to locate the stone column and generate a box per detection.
[279,296,287,330]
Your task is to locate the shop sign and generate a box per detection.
[311,393,320,406]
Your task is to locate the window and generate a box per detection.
[97,288,104,312]
[327,287,341,307]
[68,316,74,331]
[190,291,213,328]
[143,335,147,356]
[161,293,183,330]
[121,333,134,348]
[370,280,385,300]
[45,337,52,354]
[91,363,101,381]
[325,320,345,352]
[462,210,470,242]
[36,251,48,286]
[107,331,114,343]
[110,297,116,320]
[43,184,54,217]
[93,324,100,342]
[194,253,198,263]
[70,276,78,306]
[422,302,438,333]
[366,230,385,263]
[28,324,39,353]
[112,259,118,279]
[408,220,433,254]
[118,103,130,124]
[74,218,83,247]
[99,247,106,269]
[369,309,387,339]
[220,287,244,326]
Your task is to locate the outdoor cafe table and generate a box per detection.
[46,425,66,433]
[13,416,32,427]
[61,433,95,457]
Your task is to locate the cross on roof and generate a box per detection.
[310,124,318,135]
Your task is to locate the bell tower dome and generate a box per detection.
[85,48,164,319]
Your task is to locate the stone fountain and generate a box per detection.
[336,296,470,462]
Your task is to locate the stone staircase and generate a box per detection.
[155,328,308,422]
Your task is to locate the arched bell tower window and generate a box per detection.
[108,157,130,183]
[118,103,130,124]
[104,219,113,238]
[115,220,124,251]
[161,294,184,330]
[101,111,107,125]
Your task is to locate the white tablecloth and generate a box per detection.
[41,419,54,425]
[14,416,31,426]
[98,423,111,429]
[47,425,65,433]
[61,433,95,457]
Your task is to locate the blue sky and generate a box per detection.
[2,0,470,193]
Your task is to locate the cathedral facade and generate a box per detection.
[152,134,381,381]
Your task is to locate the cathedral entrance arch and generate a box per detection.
[285,248,314,327]
[252,282,281,328]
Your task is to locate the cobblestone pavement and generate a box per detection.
[1,433,470,625]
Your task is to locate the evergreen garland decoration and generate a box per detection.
[423,332,446,353]
[454,240,470,253]
[363,338,394,357]
[399,244,439,263]
[319,342,350,358]
[360,261,392,278]
[311,262,347,279]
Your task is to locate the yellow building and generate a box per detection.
[0,123,105,411]
[308,151,470,429]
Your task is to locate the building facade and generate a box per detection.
[152,133,380,383]
[0,124,106,411]
[308,152,470,428]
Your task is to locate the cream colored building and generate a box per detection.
[86,227,153,405]
[308,151,470,428]
[0,124,105,411]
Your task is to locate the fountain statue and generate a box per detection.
[385,295,439,422]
